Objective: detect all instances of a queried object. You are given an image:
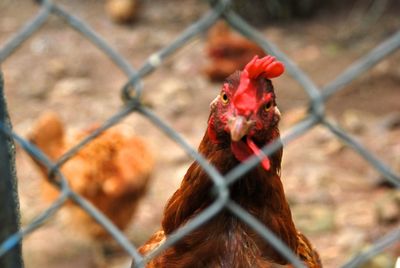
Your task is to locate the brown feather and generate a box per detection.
[139,71,321,267]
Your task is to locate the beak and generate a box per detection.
[228,115,254,142]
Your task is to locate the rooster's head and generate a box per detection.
[207,55,284,171]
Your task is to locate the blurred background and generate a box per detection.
[0,0,399,267]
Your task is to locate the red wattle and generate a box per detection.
[246,137,270,170]
[230,138,271,171]
[231,140,253,163]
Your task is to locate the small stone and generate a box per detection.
[374,60,390,76]
[377,112,400,131]
[46,58,67,79]
[24,73,49,99]
[321,138,345,155]
[375,191,400,225]
[30,37,50,55]
[342,110,367,134]
[105,0,138,24]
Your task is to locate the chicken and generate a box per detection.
[28,112,154,240]
[137,56,321,267]
[203,21,266,82]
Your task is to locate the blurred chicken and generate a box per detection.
[105,0,138,24]
[27,112,153,240]
[204,21,266,82]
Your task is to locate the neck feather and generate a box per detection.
[161,130,299,262]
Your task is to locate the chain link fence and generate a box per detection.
[0,0,399,267]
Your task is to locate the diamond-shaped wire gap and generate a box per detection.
[0,0,51,62]
[33,0,146,106]
[42,1,137,78]
[121,0,231,101]
[226,201,306,268]
[322,119,400,187]
[44,0,153,116]
[341,228,400,268]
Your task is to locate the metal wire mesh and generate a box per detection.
[0,0,399,267]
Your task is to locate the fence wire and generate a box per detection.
[0,0,399,267]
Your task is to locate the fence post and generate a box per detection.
[0,70,23,268]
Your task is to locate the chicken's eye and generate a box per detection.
[264,101,273,112]
[221,92,229,105]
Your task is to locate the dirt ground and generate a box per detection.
[1,1,399,267]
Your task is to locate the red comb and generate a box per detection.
[233,55,284,115]
[244,55,284,79]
